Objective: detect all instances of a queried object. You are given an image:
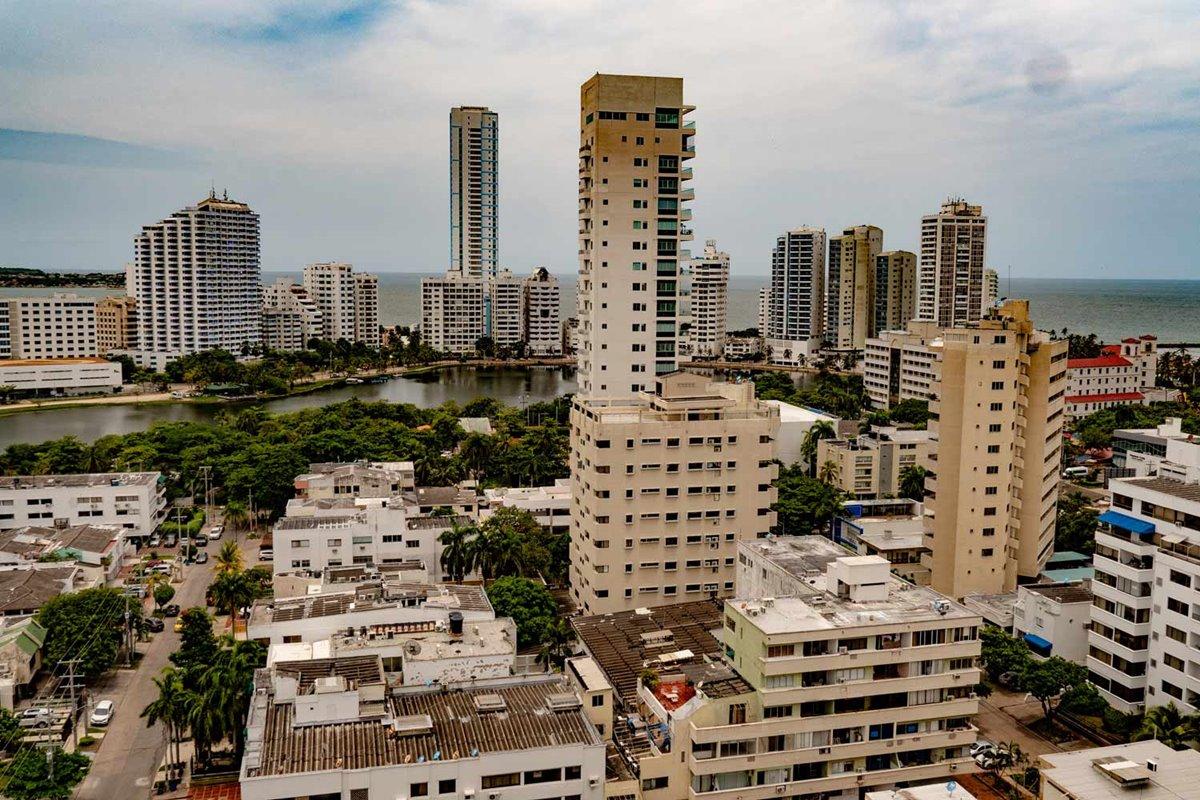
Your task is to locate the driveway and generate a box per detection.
[76,521,238,800]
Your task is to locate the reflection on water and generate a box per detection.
[0,366,578,448]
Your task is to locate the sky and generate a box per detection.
[1,0,1198,279]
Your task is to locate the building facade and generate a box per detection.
[922,300,1067,597]
[687,240,729,358]
[449,106,499,278]
[983,268,999,308]
[0,472,167,538]
[1,294,97,359]
[261,279,324,352]
[568,372,779,615]
[766,228,826,365]
[353,272,380,347]
[421,272,485,354]
[1064,336,1158,419]
[522,268,561,355]
[0,358,121,397]
[301,262,379,346]
[576,74,695,397]
[816,426,933,500]
[917,199,987,329]
[873,250,917,334]
[129,192,261,363]
[1012,582,1091,664]
[95,296,137,354]
[826,225,882,351]
[488,270,523,350]
[862,320,942,410]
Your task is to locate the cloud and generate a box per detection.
[0,129,201,169]
[210,0,391,44]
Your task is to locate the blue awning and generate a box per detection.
[1098,510,1156,536]
[1023,632,1053,652]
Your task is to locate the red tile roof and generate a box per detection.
[1068,355,1132,369]
[1121,338,1140,344]
[1066,391,1145,404]
[1140,334,1158,340]
[1101,344,1121,355]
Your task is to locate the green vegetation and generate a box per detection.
[752,370,869,419]
[153,583,176,610]
[1133,702,1200,750]
[1158,348,1199,391]
[0,396,572,518]
[485,577,558,648]
[898,465,928,500]
[1064,332,1103,358]
[0,266,123,288]
[1070,402,1199,450]
[3,747,91,800]
[160,508,206,538]
[436,508,568,585]
[773,464,844,537]
[861,398,931,432]
[1055,492,1099,555]
[37,587,141,680]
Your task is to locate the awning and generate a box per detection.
[1098,510,1156,536]
[1023,632,1053,652]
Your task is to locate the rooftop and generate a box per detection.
[866,783,978,800]
[0,358,113,367]
[261,583,491,624]
[761,399,839,424]
[842,514,926,551]
[248,676,599,778]
[1022,582,1093,604]
[1117,476,1200,503]
[1040,741,1200,799]
[1067,355,1133,369]
[0,472,160,490]
[0,567,76,614]
[404,486,478,507]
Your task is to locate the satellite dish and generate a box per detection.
[404,639,422,656]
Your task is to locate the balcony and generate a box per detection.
[687,758,977,800]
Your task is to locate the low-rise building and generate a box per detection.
[1112,417,1200,479]
[0,358,122,397]
[868,784,978,800]
[481,480,570,536]
[832,499,930,585]
[1064,337,1158,419]
[1038,740,1200,800]
[817,426,932,500]
[0,567,81,617]
[293,461,416,501]
[0,294,97,359]
[0,617,47,708]
[721,334,762,361]
[1012,583,1092,663]
[0,524,132,582]
[240,666,606,800]
[0,472,167,540]
[762,400,840,467]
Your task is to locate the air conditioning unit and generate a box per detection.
[837,646,848,654]
[488,792,502,800]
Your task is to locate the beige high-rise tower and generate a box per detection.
[449,106,499,278]
[826,224,882,350]
[917,199,987,328]
[922,299,1067,597]
[576,74,695,398]
[874,250,917,332]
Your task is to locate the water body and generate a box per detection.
[0,366,577,448]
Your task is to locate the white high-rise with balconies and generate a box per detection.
[522,267,561,356]
[450,106,499,279]
[686,240,729,358]
[766,227,826,365]
[128,191,261,366]
[917,199,987,328]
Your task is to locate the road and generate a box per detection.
[975,687,1088,758]
[76,521,230,800]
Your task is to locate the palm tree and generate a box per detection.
[536,619,575,670]
[817,459,840,486]
[899,465,928,500]
[459,434,494,482]
[1134,702,1200,749]
[141,668,190,768]
[209,571,260,639]
[214,541,244,577]
[199,639,263,757]
[800,420,836,476]
[438,522,477,582]
[978,740,1025,786]
[222,500,250,535]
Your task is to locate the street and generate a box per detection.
[75,521,231,800]
[975,686,1088,758]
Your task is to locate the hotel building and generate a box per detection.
[687,240,730,359]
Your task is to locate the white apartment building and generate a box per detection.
[0,294,97,359]
[354,272,380,347]
[873,250,917,334]
[0,524,133,582]
[817,426,933,500]
[0,358,121,397]
[481,479,571,537]
[522,267,561,355]
[449,106,499,278]
[576,74,695,397]
[241,668,605,800]
[128,191,261,364]
[766,228,826,365]
[95,295,137,354]
[294,461,416,501]
[983,268,999,309]
[722,334,761,361]
[421,272,485,354]
[1064,336,1158,419]
[826,225,882,352]
[760,400,840,468]
[261,278,324,352]
[488,269,523,349]
[862,320,941,410]
[757,286,768,334]
[302,262,379,346]
[0,472,167,539]
[569,372,779,615]
[687,240,729,359]
[1088,475,1200,714]
[1039,740,1200,800]
[917,199,987,328]
[1012,582,1092,665]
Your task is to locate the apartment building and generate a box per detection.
[1064,336,1158,419]
[241,665,605,800]
[449,105,499,278]
[522,267,561,355]
[1012,582,1091,664]
[766,228,826,365]
[302,262,379,346]
[576,73,695,397]
[757,286,768,334]
[917,199,987,328]
[129,191,261,365]
[1039,741,1200,800]
[863,320,942,410]
[354,272,380,347]
[874,251,917,334]
[293,461,416,501]
[0,294,97,359]
[0,358,121,397]
[832,499,931,585]
[826,225,882,351]
[481,479,571,537]
[1088,475,1200,714]
[816,425,933,500]
[568,372,779,615]
[95,295,137,353]
[922,300,1068,597]
[488,269,524,349]
[0,472,167,539]
[687,240,729,358]
[421,272,485,354]
[261,278,324,352]
[983,268,999,309]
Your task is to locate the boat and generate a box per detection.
[345,377,363,385]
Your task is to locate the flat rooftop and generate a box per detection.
[846,515,925,550]
[0,472,160,490]
[1023,582,1093,604]
[1118,476,1200,504]
[249,677,599,777]
[1040,741,1200,799]
[261,583,491,623]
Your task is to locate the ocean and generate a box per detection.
[6,275,1198,346]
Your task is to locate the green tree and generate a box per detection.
[479,507,549,579]
[817,459,840,486]
[899,465,928,501]
[888,398,931,428]
[4,747,91,800]
[141,667,191,768]
[459,433,495,482]
[0,707,21,751]
[486,576,557,647]
[171,608,218,674]
[222,500,250,534]
[535,617,575,670]
[1055,492,1099,555]
[773,465,844,536]
[209,571,261,639]
[438,521,478,583]
[980,627,1031,682]
[37,587,138,680]
[1021,656,1088,725]
[153,583,176,610]
[800,420,836,475]
[1133,702,1200,750]
[215,540,245,576]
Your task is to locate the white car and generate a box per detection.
[969,740,994,758]
[90,700,115,727]
[208,525,223,541]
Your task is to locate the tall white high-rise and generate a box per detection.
[686,240,729,358]
[522,268,561,356]
[353,273,380,347]
[917,198,987,328]
[765,227,825,365]
[129,191,261,365]
[449,106,499,278]
[302,262,379,346]
[576,74,695,398]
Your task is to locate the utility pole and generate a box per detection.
[63,659,80,750]
[124,593,133,668]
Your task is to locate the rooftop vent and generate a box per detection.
[657,648,695,666]
[640,629,675,646]
[473,694,507,713]
[390,714,434,737]
[545,693,582,712]
[1092,756,1151,787]
[312,675,347,694]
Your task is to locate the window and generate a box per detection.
[763,705,793,718]
[410,783,428,797]
[591,695,605,707]
[1169,570,1191,587]
[482,774,520,789]
[438,780,456,795]
[766,643,795,658]
[642,777,669,791]
[988,424,1002,433]
[991,381,1005,390]
[992,360,1006,369]
[566,766,581,781]
[987,444,1000,453]
[524,768,562,784]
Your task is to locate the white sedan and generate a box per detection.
[90,700,115,726]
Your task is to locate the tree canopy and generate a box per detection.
[37,587,140,680]
[485,576,558,648]
[773,464,844,536]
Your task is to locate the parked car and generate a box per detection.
[161,604,181,617]
[998,671,1020,689]
[123,584,146,599]
[162,533,178,548]
[144,617,164,633]
[18,708,52,728]
[970,740,994,758]
[173,619,184,633]
[208,525,223,541]
[194,551,209,564]
[259,547,273,561]
[193,537,208,548]
[90,700,115,727]
[147,563,172,575]
[147,534,162,548]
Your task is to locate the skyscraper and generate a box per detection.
[302,262,379,346]
[449,106,499,278]
[922,299,1066,597]
[522,267,561,356]
[576,74,695,397]
[917,198,987,327]
[686,240,729,358]
[984,267,1000,308]
[826,224,883,350]
[873,249,918,333]
[765,227,825,365]
[129,191,260,366]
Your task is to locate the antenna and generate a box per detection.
[1007,264,1012,297]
